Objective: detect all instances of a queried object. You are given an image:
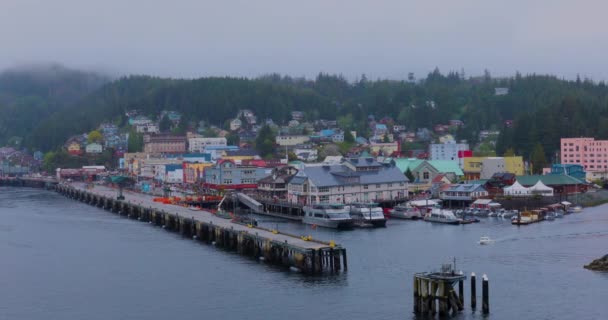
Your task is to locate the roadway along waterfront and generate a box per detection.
[1,187,607,320]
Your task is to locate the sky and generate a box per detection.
[1,0,607,81]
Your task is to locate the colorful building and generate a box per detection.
[561,137,608,179]
[203,159,271,190]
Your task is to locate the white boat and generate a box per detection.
[347,203,387,227]
[479,236,494,245]
[303,203,354,229]
[188,206,200,211]
[424,208,461,225]
[389,203,422,220]
[569,205,583,213]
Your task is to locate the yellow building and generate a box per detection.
[184,163,213,184]
[463,156,524,180]
[463,157,483,180]
[504,156,524,175]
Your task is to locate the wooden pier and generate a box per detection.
[413,264,490,317]
[55,183,347,275]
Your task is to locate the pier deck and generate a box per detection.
[55,182,347,274]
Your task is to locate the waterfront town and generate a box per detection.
[1,108,599,227]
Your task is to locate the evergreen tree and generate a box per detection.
[344,130,355,143]
[159,115,171,132]
[531,143,548,174]
[127,130,143,152]
[255,125,276,158]
[405,168,415,182]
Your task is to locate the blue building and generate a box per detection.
[550,164,586,181]
[203,159,271,190]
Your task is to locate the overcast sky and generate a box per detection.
[1,0,607,80]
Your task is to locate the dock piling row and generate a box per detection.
[55,184,347,275]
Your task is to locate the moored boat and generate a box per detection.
[424,208,461,225]
[388,203,422,220]
[303,203,353,229]
[347,202,387,227]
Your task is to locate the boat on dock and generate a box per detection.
[511,210,542,225]
[347,202,387,227]
[388,202,422,220]
[303,203,354,229]
[424,208,461,225]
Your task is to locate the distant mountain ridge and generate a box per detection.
[2,65,608,162]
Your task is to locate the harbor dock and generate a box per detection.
[54,183,347,275]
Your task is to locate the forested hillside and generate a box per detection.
[0,64,109,147]
[3,65,608,161]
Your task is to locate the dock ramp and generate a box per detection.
[236,193,263,213]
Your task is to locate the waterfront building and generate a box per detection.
[202,159,271,190]
[515,175,586,195]
[164,164,184,184]
[139,159,183,180]
[287,157,408,205]
[439,184,488,201]
[188,137,227,153]
[183,162,213,184]
[143,135,187,154]
[257,166,299,200]
[561,137,608,179]
[429,141,470,168]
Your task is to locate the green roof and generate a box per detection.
[393,158,424,173]
[516,175,584,186]
[427,160,464,176]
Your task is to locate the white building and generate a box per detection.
[230,119,242,131]
[85,143,103,154]
[135,123,159,134]
[287,158,408,204]
[429,141,469,168]
[276,135,310,147]
[188,137,228,153]
[294,148,318,162]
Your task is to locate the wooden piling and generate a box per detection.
[482,274,489,314]
[471,272,477,309]
[458,276,464,307]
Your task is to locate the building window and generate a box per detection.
[423,172,430,180]
[363,185,369,190]
[376,184,381,188]
[318,187,330,193]
[223,179,232,184]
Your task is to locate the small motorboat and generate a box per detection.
[188,206,201,211]
[479,236,494,245]
[569,205,583,213]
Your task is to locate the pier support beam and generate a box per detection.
[471,272,477,309]
[482,274,489,314]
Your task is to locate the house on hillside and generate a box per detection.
[85,143,103,154]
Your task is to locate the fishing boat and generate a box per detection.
[347,202,387,227]
[303,203,354,229]
[479,236,494,245]
[424,208,461,225]
[388,203,422,220]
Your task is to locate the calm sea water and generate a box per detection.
[1,187,607,320]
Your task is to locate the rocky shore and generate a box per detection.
[584,255,608,271]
